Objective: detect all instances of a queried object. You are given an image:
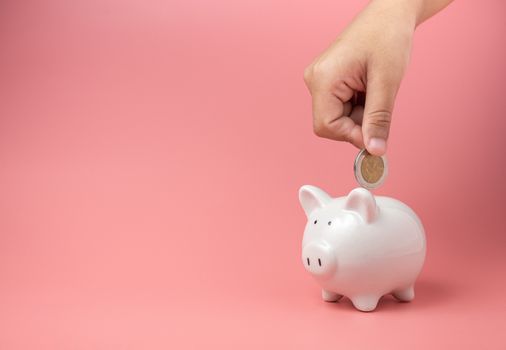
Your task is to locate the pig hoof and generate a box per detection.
[351,296,380,312]
[393,286,415,302]
[322,290,342,302]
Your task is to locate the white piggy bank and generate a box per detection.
[299,185,426,312]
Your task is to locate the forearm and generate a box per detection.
[367,0,454,28]
[415,0,454,25]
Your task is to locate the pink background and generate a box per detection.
[1,0,506,348]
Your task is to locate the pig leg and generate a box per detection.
[393,285,415,302]
[350,295,380,312]
[322,289,342,302]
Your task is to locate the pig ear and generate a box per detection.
[344,188,378,223]
[299,185,331,218]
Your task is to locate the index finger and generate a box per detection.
[311,90,365,149]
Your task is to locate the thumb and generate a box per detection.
[362,73,399,156]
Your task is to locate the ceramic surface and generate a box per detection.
[299,186,426,312]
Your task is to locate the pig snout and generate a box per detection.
[302,242,336,277]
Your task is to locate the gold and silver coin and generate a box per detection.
[354,149,387,190]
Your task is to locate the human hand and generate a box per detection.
[304,0,422,156]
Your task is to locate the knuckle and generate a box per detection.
[366,110,392,129]
[312,120,328,137]
[310,62,327,80]
[304,60,336,87]
[312,119,336,138]
[312,119,347,141]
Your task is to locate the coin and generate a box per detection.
[354,149,388,190]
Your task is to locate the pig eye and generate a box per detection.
[313,220,318,224]
[328,221,332,226]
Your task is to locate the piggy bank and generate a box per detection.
[299,185,426,312]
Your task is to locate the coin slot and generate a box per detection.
[318,258,321,266]
[307,258,310,266]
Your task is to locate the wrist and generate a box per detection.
[366,0,420,30]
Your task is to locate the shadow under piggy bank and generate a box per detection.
[324,279,457,313]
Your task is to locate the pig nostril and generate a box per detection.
[318,258,321,266]
[307,258,310,266]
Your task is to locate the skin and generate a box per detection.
[304,0,454,156]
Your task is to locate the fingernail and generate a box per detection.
[367,138,387,156]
